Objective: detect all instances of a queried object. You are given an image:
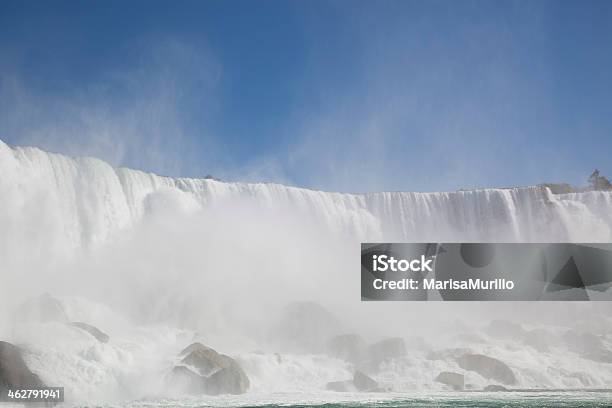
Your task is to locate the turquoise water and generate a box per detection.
[124,391,612,408]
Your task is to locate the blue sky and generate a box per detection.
[0,0,611,192]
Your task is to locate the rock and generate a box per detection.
[179,342,209,357]
[367,337,407,363]
[275,302,342,352]
[326,371,379,393]
[15,293,68,323]
[484,384,508,392]
[167,366,205,394]
[205,364,250,395]
[326,334,366,363]
[326,380,355,392]
[353,370,378,391]
[172,343,250,395]
[0,341,44,393]
[70,322,109,343]
[435,371,464,390]
[456,354,516,385]
[486,320,526,340]
[180,343,235,376]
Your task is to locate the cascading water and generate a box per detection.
[2,138,612,405]
[2,139,611,250]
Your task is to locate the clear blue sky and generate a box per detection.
[0,0,611,192]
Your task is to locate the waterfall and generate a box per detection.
[1,139,611,252]
[3,139,612,403]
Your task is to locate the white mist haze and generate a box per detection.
[2,2,612,405]
[0,36,222,180]
[3,139,612,403]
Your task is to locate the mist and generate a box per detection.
[3,137,612,402]
[2,3,612,403]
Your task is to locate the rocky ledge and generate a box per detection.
[167,342,249,395]
[0,341,45,393]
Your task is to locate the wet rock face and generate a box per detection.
[180,343,235,377]
[326,371,379,392]
[456,353,516,385]
[0,342,44,392]
[353,370,378,391]
[170,343,250,395]
[326,380,355,392]
[15,293,68,323]
[435,371,464,390]
[205,365,250,395]
[326,334,366,363]
[484,384,508,392]
[167,366,205,394]
[70,322,109,343]
[179,343,207,357]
